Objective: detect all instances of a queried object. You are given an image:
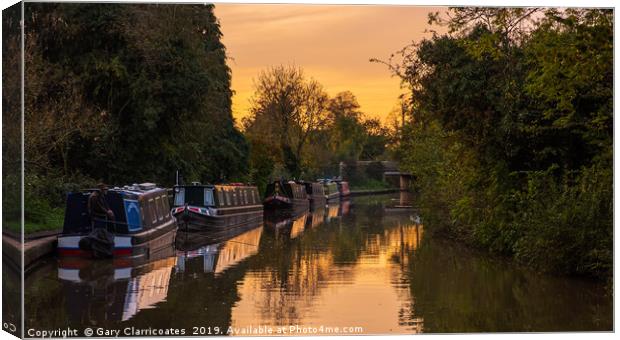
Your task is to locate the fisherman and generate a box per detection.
[81,183,116,258]
[88,183,115,229]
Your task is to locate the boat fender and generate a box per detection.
[78,228,115,258]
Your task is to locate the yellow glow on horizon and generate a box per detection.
[215,4,446,124]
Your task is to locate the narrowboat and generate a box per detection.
[298,181,327,206]
[171,183,263,232]
[57,183,177,259]
[322,180,340,202]
[263,180,310,212]
[336,180,351,197]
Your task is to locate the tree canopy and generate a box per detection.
[23,3,248,188]
[378,8,613,278]
[243,66,393,185]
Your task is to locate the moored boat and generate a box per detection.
[171,183,263,232]
[336,180,351,197]
[299,180,327,206]
[322,180,340,202]
[57,183,177,259]
[263,180,310,213]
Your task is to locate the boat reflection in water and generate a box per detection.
[57,246,177,324]
[175,225,263,275]
[264,212,309,240]
[325,202,340,223]
[339,198,351,216]
[306,204,326,229]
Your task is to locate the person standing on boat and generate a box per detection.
[88,183,115,229]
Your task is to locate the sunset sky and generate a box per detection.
[214,4,446,123]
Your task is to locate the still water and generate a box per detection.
[23,194,612,335]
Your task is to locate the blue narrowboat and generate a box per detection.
[57,183,177,258]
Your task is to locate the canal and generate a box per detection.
[22,194,612,335]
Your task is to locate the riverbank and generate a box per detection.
[350,188,401,196]
[2,231,58,270]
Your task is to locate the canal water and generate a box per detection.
[22,194,612,335]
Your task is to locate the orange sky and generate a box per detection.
[214,4,446,124]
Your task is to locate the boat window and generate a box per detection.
[174,188,185,206]
[243,190,247,205]
[233,190,238,206]
[185,186,205,206]
[225,190,231,206]
[217,189,224,206]
[162,194,170,218]
[155,196,164,221]
[204,188,214,206]
[148,198,157,225]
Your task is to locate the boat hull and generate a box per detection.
[174,207,264,232]
[264,195,309,213]
[309,194,326,206]
[57,219,177,259]
[325,192,340,202]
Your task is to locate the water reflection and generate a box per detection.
[176,227,263,275]
[385,191,414,211]
[264,212,309,240]
[306,205,326,229]
[69,248,174,322]
[325,202,340,223]
[339,199,351,216]
[23,194,612,334]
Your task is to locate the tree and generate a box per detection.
[376,7,613,278]
[360,118,390,160]
[325,92,366,162]
[244,65,329,177]
[23,3,248,187]
[327,91,362,122]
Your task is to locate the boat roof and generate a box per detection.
[174,183,257,189]
[84,183,165,196]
